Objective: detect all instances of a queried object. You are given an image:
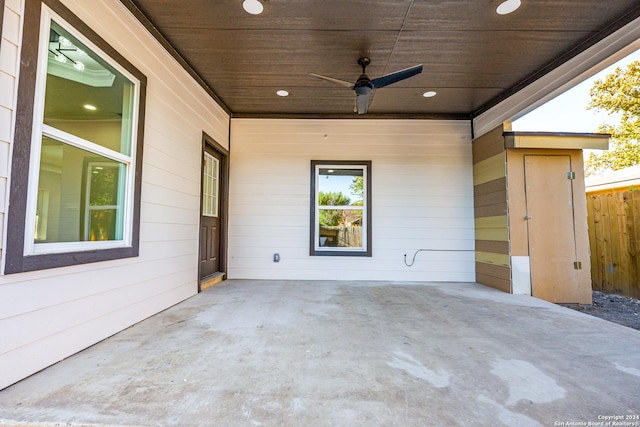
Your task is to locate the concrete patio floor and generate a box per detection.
[1,280,639,427]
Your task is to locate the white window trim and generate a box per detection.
[43,125,133,164]
[313,163,368,253]
[23,5,140,256]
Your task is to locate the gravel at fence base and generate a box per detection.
[560,290,640,331]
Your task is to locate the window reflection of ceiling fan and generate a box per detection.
[310,57,423,114]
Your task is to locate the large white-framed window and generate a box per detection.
[310,160,372,257]
[24,9,139,254]
[5,0,146,273]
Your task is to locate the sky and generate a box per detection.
[318,174,360,201]
[512,49,639,133]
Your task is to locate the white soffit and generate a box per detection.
[473,15,640,139]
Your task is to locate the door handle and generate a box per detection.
[524,215,532,220]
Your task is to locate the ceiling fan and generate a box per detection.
[310,57,423,115]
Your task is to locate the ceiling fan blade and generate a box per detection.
[356,93,369,115]
[309,73,354,88]
[371,64,423,89]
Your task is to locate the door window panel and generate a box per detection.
[202,152,219,217]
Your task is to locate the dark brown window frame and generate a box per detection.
[310,160,372,257]
[0,0,5,50]
[4,0,147,274]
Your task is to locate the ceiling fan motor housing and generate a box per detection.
[309,56,422,114]
[355,75,373,94]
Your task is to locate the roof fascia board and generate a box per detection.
[473,14,640,139]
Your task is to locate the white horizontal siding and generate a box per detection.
[0,0,229,389]
[0,266,194,354]
[228,118,474,282]
[1,282,193,393]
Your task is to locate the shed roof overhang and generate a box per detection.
[503,132,610,150]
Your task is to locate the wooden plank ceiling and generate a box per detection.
[122,0,640,118]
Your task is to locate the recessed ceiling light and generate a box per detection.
[496,0,521,15]
[84,104,97,111]
[242,0,263,15]
[423,91,437,98]
[276,90,289,97]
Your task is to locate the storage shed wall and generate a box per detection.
[507,148,591,303]
[472,126,510,292]
[228,119,475,282]
[0,0,229,389]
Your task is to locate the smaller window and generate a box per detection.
[310,161,372,257]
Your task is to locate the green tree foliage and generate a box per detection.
[349,176,364,206]
[586,59,640,173]
[318,191,350,226]
[318,191,351,206]
[90,166,118,206]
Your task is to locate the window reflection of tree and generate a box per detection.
[87,164,119,241]
[318,175,363,248]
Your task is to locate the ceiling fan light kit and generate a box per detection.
[310,57,423,115]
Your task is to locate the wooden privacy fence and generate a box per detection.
[319,226,362,248]
[587,189,640,299]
